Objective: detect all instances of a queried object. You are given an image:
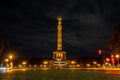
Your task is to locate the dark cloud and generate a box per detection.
[0,0,120,58]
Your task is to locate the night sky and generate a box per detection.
[1,0,120,58]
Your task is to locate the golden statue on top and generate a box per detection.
[57,16,62,25]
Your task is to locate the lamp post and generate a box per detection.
[9,55,13,69]
[71,60,75,65]
[105,58,110,67]
[116,54,119,67]
[93,61,97,67]
[5,59,9,68]
[22,62,26,68]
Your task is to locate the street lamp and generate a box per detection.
[43,61,48,65]
[9,55,12,59]
[93,61,97,67]
[116,54,119,66]
[5,59,9,62]
[105,58,110,67]
[5,59,9,67]
[22,62,26,67]
[106,58,110,62]
[71,61,75,65]
[9,55,13,69]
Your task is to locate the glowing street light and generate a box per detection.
[22,62,27,67]
[71,61,75,65]
[5,59,9,62]
[86,64,91,67]
[9,55,13,69]
[9,55,13,59]
[116,54,119,66]
[106,58,110,62]
[93,61,97,64]
[116,55,119,58]
[43,61,48,65]
[22,62,26,65]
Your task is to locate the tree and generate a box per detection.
[108,25,120,54]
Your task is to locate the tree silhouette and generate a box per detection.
[108,25,120,54]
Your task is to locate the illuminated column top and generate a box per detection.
[57,16,62,50]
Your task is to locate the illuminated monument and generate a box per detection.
[53,16,66,60]
[43,16,78,68]
[46,16,70,68]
